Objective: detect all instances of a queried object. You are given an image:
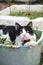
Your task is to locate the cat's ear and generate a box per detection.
[27,21,33,28]
[15,23,21,30]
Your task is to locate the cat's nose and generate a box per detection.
[23,34,26,37]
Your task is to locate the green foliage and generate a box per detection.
[9,12,43,19]
[34,30,42,41]
[0,38,13,45]
[28,12,43,19]
[0,37,6,44]
[40,0,43,4]
[0,35,13,45]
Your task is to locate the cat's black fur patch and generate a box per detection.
[22,39,30,45]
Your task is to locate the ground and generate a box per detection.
[40,53,43,65]
[0,2,9,11]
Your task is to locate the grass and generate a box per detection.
[9,11,43,19]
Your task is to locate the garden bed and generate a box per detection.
[0,5,43,15]
[9,11,43,19]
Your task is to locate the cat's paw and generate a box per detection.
[24,42,32,47]
[24,41,36,47]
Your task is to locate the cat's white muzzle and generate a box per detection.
[20,32,36,42]
[20,33,31,40]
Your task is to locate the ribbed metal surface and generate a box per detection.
[0,45,41,65]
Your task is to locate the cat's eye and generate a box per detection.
[20,31,22,33]
[26,30,29,33]
[20,29,22,33]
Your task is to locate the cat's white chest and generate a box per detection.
[15,36,23,46]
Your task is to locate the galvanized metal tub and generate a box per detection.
[0,29,43,65]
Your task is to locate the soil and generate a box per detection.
[0,2,9,11]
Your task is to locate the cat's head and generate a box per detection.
[15,21,34,40]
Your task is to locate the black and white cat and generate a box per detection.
[14,22,36,46]
[0,22,36,46]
